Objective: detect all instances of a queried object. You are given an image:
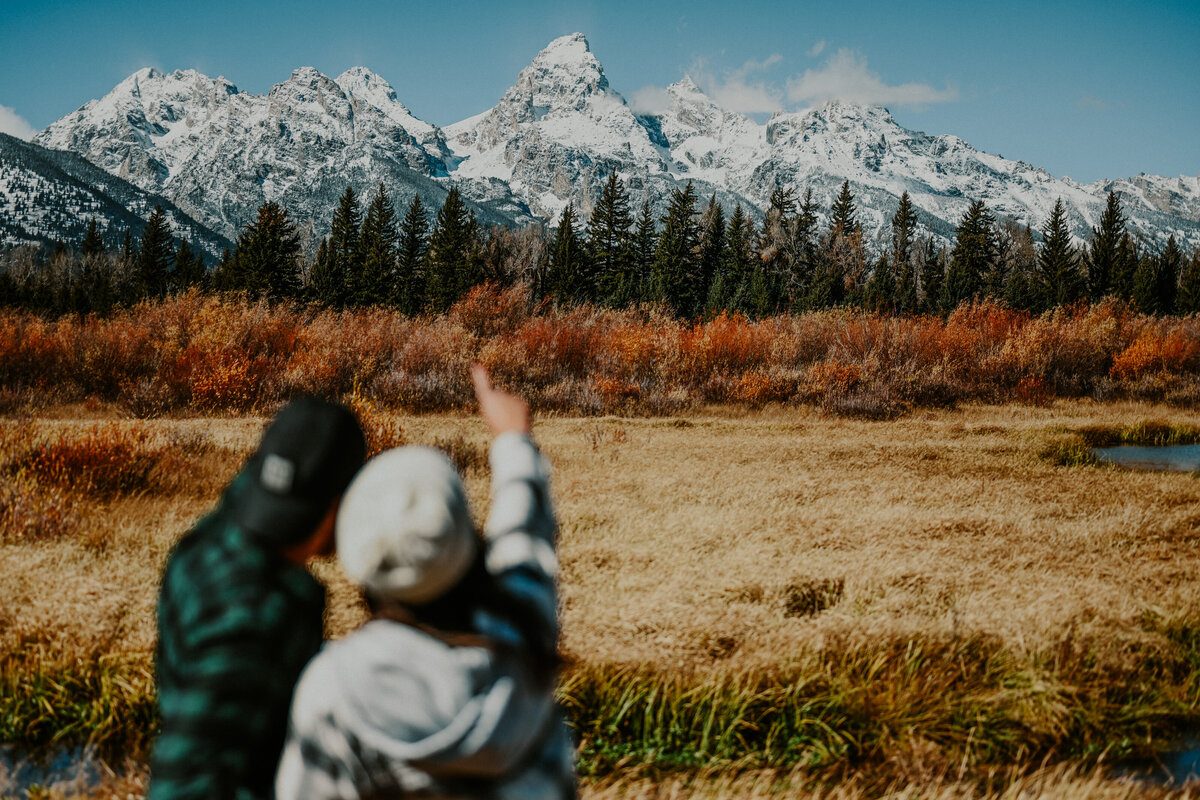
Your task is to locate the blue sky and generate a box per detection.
[1,0,1196,183]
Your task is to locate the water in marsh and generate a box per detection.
[1120,741,1200,786]
[1092,444,1200,472]
[0,746,104,795]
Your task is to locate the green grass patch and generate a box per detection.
[7,624,1200,778]
[562,627,1200,777]
[1042,420,1200,468]
[0,652,156,760]
[1076,421,1200,449]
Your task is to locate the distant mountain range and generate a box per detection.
[5,32,1199,254]
[0,132,229,256]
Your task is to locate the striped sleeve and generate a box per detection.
[483,432,559,638]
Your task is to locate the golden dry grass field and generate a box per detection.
[4,399,1200,798]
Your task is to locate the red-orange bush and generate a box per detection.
[678,311,769,378]
[729,370,794,406]
[190,349,262,411]
[449,282,532,338]
[806,360,863,397]
[1111,328,1200,381]
[4,293,1200,416]
[16,424,163,498]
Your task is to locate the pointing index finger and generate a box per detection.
[470,364,491,397]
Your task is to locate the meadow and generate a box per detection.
[4,293,1200,798]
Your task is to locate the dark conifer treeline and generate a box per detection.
[2,177,1196,319]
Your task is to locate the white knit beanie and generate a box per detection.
[336,447,477,605]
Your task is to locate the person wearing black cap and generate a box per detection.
[148,396,366,800]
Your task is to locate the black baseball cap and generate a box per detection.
[237,396,367,545]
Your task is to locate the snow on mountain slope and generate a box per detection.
[642,76,768,190]
[28,33,1200,252]
[0,132,230,255]
[36,66,524,241]
[445,32,693,221]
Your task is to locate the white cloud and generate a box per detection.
[807,40,826,58]
[786,48,957,108]
[0,104,35,140]
[629,85,672,116]
[689,54,785,114]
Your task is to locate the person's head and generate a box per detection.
[336,447,477,609]
[237,395,367,551]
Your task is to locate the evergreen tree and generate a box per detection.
[697,194,726,313]
[830,180,859,237]
[722,204,754,313]
[545,203,585,303]
[230,202,302,300]
[1112,232,1139,301]
[135,206,174,300]
[919,238,944,313]
[355,183,400,306]
[651,182,701,316]
[328,187,362,308]
[1086,190,1125,301]
[864,254,896,311]
[1131,252,1159,313]
[942,200,996,309]
[308,237,340,306]
[74,222,115,314]
[628,201,658,305]
[1000,223,1038,310]
[1155,235,1183,315]
[396,194,429,314]
[768,185,796,218]
[425,187,475,313]
[81,219,105,259]
[1177,247,1200,315]
[754,207,785,313]
[586,169,633,304]
[120,229,137,268]
[1034,198,1085,309]
[891,192,919,313]
[171,239,206,292]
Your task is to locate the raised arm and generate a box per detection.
[471,366,559,642]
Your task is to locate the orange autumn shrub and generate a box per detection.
[1111,327,1200,381]
[806,360,863,397]
[4,292,1200,415]
[594,376,641,405]
[729,370,794,406]
[190,348,262,411]
[678,311,769,380]
[448,282,532,338]
[16,424,163,498]
[601,319,671,381]
[0,473,79,543]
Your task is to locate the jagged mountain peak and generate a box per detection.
[337,66,395,95]
[535,32,596,67]
[26,34,1200,255]
[518,31,609,99]
[277,66,341,92]
[668,75,704,96]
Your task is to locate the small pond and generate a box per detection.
[1092,444,1200,472]
[1120,739,1200,786]
[0,746,105,796]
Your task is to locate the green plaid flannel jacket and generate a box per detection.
[148,473,326,800]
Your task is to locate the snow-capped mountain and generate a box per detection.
[0,132,229,256]
[36,66,530,242]
[26,32,1200,252]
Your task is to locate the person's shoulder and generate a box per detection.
[164,514,269,590]
[291,621,484,730]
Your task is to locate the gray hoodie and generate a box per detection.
[275,434,575,800]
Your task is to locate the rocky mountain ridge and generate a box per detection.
[27,33,1200,251]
